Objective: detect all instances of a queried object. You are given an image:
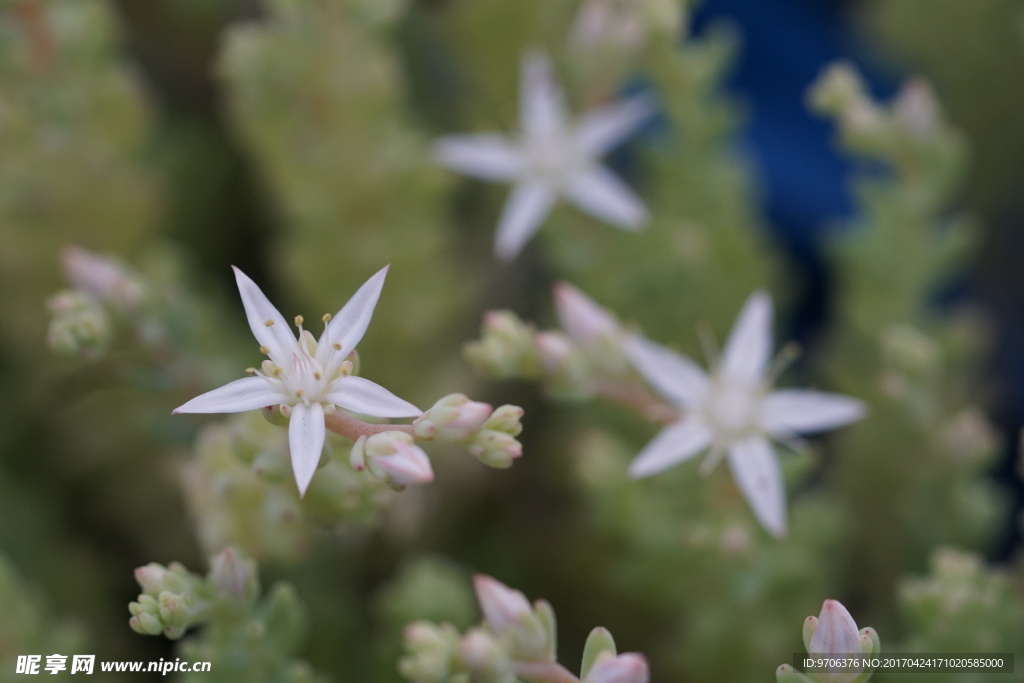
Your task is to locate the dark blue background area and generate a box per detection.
[693,0,862,250]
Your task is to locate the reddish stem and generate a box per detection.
[323,411,417,441]
[590,377,680,423]
[14,0,54,71]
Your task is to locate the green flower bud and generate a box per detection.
[46,290,111,360]
[464,311,541,379]
[399,621,463,681]
[459,628,515,683]
[209,547,259,604]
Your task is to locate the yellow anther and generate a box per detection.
[259,345,270,354]
[264,319,275,327]
[294,315,304,327]
[322,313,332,322]
[313,372,322,380]
[295,389,305,398]
[245,367,257,375]
[332,342,341,350]
[273,368,283,377]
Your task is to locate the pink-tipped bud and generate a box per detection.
[535,331,575,372]
[586,652,650,683]
[61,245,144,312]
[209,547,257,602]
[414,394,493,443]
[808,599,863,683]
[365,431,434,487]
[554,282,619,344]
[134,564,168,595]
[473,575,533,636]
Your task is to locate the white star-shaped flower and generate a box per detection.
[434,51,654,261]
[174,266,421,496]
[624,292,865,537]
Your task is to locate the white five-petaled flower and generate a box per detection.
[173,266,421,496]
[434,51,654,261]
[624,292,865,537]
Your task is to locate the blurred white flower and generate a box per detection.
[434,51,654,260]
[174,266,421,496]
[624,292,865,536]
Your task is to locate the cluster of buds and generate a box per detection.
[570,0,684,52]
[183,412,393,562]
[399,575,649,683]
[129,548,259,641]
[414,395,524,469]
[466,284,643,403]
[46,246,147,360]
[46,290,111,360]
[808,63,953,159]
[464,311,542,380]
[129,562,206,640]
[776,599,879,683]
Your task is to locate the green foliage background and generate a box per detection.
[1,0,1023,681]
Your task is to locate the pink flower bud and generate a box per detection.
[808,599,863,683]
[554,282,619,344]
[209,547,257,602]
[365,431,434,487]
[473,575,533,636]
[62,245,144,312]
[586,652,650,683]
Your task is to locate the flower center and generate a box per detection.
[703,380,762,441]
[526,134,587,186]
[253,315,352,407]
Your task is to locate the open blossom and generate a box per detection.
[624,292,865,537]
[174,266,421,496]
[434,51,654,260]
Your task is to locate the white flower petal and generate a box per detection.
[326,266,389,360]
[624,333,709,407]
[576,94,656,157]
[433,134,526,182]
[628,417,713,478]
[761,390,866,437]
[289,402,326,497]
[232,266,297,366]
[565,166,648,229]
[520,50,569,141]
[494,181,558,261]
[328,375,422,418]
[172,377,289,414]
[727,437,786,537]
[720,291,773,385]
